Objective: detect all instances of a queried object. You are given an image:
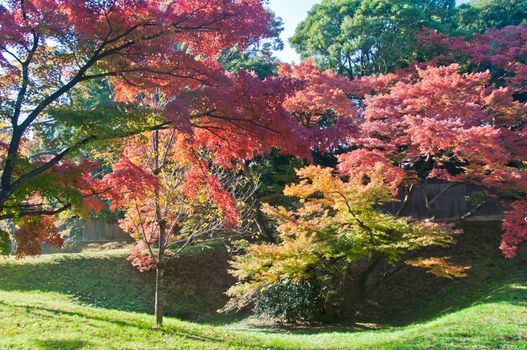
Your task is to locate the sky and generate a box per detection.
[268,0,320,63]
[268,0,471,63]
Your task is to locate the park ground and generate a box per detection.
[0,222,526,349]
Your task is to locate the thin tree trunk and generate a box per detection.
[253,205,273,241]
[343,256,383,312]
[423,181,434,219]
[325,256,384,321]
[154,218,166,328]
[396,184,415,217]
[153,128,165,329]
[154,257,164,328]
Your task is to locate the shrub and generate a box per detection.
[254,280,323,323]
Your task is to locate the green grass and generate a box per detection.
[0,283,525,349]
[0,243,238,324]
[0,222,526,349]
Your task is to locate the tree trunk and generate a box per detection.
[154,260,164,328]
[153,212,167,328]
[344,256,383,311]
[152,128,165,329]
[325,256,384,321]
[396,184,415,217]
[154,219,166,328]
[253,204,273,241]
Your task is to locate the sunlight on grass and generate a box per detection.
[1,225,526,349]
[0,282,525,349]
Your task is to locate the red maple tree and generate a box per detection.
[347,26,527,257]
[0,0,308,253]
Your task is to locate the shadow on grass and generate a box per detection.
[1,222,525,331]
[2,300,281,350]
[351,221,527,327]
[0,247,245,326]
[241,281,527,336]
[34,339,91,350]
[481,283,527,307]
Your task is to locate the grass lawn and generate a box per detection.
[0,222,526,349]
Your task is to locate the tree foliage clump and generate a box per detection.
[456,0,527,34]
[290,0,457,78]
[291,0,527,78]
[380,26,527,257]
[254,280,323,324]
[225,151,469,322]
[14,216,62,257]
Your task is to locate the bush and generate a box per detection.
[254,280,323,323]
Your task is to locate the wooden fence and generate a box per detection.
[72,183,503,242]
[79,218,132,242]
[386,182,504,221]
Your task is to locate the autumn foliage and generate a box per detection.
[0,0,307,255]
[14,216,62,257]
[261,26,527,259]
[0,2,525,329]
[99,130,242,271]
[273,26,525,258]
[278,59,360,150]
[349,27,527,257]
[226,24,527,322]
[226,153,468,321]
[418,25,527,94]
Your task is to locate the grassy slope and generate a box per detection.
[0,244,238,324]
[0,283,525,349]
[0,222,526,349]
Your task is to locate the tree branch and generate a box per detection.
[0,203,72,220]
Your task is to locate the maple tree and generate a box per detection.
[414,26,527,257]
[354,61,527,257]
[284,25,527,259]
[99,127,264,327]
[0,0,312,254]
[226,151,468,322]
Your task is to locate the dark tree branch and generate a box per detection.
[0,203,72,220]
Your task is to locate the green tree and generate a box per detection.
[222,50,278,80]
[221,11,284,80]
[290,0,456,79]
[456,0,527,34]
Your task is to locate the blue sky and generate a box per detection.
[268,0,471,63]
[268,0,320,63]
